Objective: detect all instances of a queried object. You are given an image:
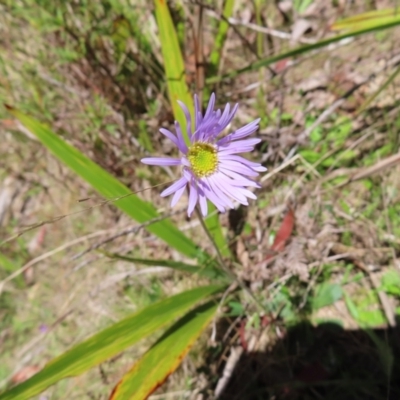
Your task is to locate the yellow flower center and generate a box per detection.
[187,142,218,178]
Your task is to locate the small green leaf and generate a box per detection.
[380,269,400,296]
[312,282,343,310]
[0,253,17,273]
[344,291,359,320]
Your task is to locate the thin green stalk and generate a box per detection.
[195,206,266,314]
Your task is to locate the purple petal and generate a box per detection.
[198,179,226,212]
[206,176,235,209]
[238,187,257,200]
[194,94,201,129]
[141,157,182,166]
[159,128,178,146]
[219,138,261,151]
[174,122,188,154]
[219,174,257,201]
[219,154,267,172]
[198,190,208,216]
[181,157,191,168]
[214,175,249,205]
[183,168,194,183]
[216,172,260,198]
[218,103,239,131]
[204,93,216,120]
[218,119,260,145]
[161,176,187,197]
[171,184,186,207]
[217,146,256,155]
[187,182,199,216]
[219,170,261,188]
[219,159,259,177]
[177,100,192,138]
[219,167,261,185]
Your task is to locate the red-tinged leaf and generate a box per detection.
[274,58,290,73]
[271,208,295,252]
[11,366,41,384]
[239,319,248,352]
[109,301,218,400]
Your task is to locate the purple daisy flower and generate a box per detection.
[141,93,266,217]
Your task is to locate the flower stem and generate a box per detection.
[195,206,266,314]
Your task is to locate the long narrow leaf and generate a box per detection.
[0,285,225,400]
[209,0,235,74]
[110,301,218,400]
[331,7,400,31]
[154,0,193,135]
[101,251,226,279]
[5,106,199,258]
[206,18,400,83]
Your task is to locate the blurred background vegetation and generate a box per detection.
[1,0,400,399]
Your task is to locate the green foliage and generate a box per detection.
[110,301,218,400]
[0,285,224,400]
[207,14,400,83]
[209,0,235,75]
[293,0,314,14]
[153,0,193,135]
[102,251,227,280]
[312,282,343,310]
[344,290,386,327]
[380,269,400,297]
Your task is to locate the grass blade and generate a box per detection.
[331,7,400,32]
[207,18,400,83]
[357,63,400,114]
[5,106,199,258]
[209,0,235,74]
[0,285,225,400]
[109,301,218,400]
[154,0,193,136]
[101,251,226,279]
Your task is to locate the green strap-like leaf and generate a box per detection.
[331,7,400,31]
[109,301,218,400]
[154,0,193,135]
[207,17,400,83]
[101,251,227,279]
[0,285,225,400]
[209,0,235,74]
[5,106,199,258]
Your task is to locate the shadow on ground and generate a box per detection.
[214,320,400,400]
